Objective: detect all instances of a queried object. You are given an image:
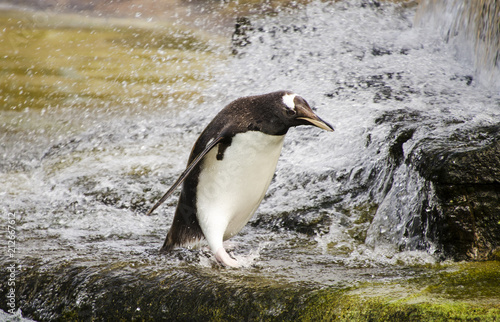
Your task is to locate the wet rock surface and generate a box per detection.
[362,106,500,260]
[412,125,500,260]
[11,260,311,321]
[1,259,499,321]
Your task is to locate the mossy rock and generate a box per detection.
[2,258,499,321]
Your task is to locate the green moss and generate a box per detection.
[492,248,500,261]
[300,285,499,321]
[422,261,500,300]
[126,165,153,178]
[296,261,500,321]
[332,202,379,244]
[352,202,379,224]
[3,258,500,321]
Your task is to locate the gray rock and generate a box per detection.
[412,125,500,260]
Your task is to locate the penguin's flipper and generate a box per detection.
[145,135,226,216]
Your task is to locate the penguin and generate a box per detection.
[146,90,333,267]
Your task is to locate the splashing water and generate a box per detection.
[2,0,500,291]
[210,0,499,267]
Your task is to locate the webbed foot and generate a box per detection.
[215,247,239,268]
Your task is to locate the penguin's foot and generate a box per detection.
[215,247,239,268]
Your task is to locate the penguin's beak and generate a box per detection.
[297,109,334,132]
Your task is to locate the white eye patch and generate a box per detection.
[282,93,297,110]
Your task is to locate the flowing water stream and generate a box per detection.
[1,0,499,320]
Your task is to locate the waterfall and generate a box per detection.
[416,0,500,89]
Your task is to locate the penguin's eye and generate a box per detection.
[286,109,296,116]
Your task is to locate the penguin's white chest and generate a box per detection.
[196,131,285,247]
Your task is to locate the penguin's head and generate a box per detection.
[279,92,334,132]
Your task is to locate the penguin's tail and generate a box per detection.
[159,231,176,253]
[159,225,204,254]
[159,244,173,254]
